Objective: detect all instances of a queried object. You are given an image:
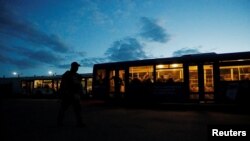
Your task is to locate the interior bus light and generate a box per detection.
[171,64,179,68]
[156,64,164,69]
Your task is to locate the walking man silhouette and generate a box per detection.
[57,62,85,127]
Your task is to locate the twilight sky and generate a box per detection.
[1,0,250,77]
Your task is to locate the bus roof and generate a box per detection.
[93,51,250,67]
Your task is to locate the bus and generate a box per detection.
[0,73,93,98]
[92,52,250,103]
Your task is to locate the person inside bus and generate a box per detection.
[111,75,124,98]
[243,74,250,80]
[96,72,105,85]
[143,72,149,80]
[157,75,166,84]
[166,74,174,83]
[57,62,85,127]
[167,77,174,83]
[143,72,153,84]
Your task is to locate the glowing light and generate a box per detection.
[12,72,17,76]
[48,71,53,75]
[171,64,179,68]
[156,64,164,69]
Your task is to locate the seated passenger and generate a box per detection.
[244,75,250,80]
[167,78,174,83]
[157,75,166,83]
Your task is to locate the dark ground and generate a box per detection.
[1,99,249,141]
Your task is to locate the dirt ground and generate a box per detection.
[1,99,249,141]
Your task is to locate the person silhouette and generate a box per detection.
[57,62,85,127]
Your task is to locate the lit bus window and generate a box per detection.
[87,78,92,93]
[156,63,183,83]
[53,80,59,91]
[34,80,53,89]
[58,80,61,89]
[81,78,93,94]
[204,65,214,92]
[119,70,125,93]
[95,69,106,85]
[81,78,86,89]
[129,66,153,83]
[33,80,54,95]
[21,81,34,95]
[220,65,250,81]
[109,70,115,92]
[189,66,199,92]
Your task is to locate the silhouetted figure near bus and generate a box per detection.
[57,62,85,127]
[112,75,123,98]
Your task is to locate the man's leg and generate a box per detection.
[57,100,70,126]
[73,100,84,127]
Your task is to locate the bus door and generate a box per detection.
[203,64,214,101]
[118,70,125,98]
[188,63,214,102]
[109,70,115,98]
[108,69,125,98]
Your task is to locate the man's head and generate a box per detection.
[70,62,80,73]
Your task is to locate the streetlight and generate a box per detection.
[12,72,17,76]
[48,70,53,76]
[12,71,20,77]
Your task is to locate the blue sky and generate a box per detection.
[1,0,250,77]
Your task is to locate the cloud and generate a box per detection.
[172,47,201,57]
[0,43,62,68]
[26,50,61,65]
[78,37,149,67]
[0,3,70,53]
[0,51,38,69]
[79,16,171,67]
[80,0,113,26]
[80,57,108,67]
[0,2,86,71]
[139,17,170,43]
[55,56,108,69]
[55,64,71,69]
[78,37,149,68]
[105,37,148,61]
[92,10,113,25]
[101,17,170,63]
